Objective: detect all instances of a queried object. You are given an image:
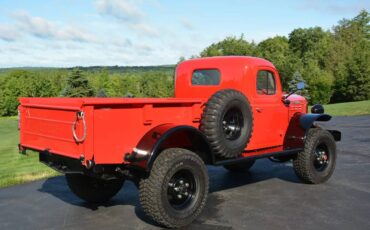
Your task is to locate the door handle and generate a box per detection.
[256,108,263,112]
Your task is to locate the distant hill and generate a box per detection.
[0,65,176,74]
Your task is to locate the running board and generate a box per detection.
[214,148,303,166]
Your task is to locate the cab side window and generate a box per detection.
[192,69,220,85]
[256,70,276,95]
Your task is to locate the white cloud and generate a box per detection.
[95,0,143,22]
[0,25,19,42]
[59,26,97,42]
[180,19,194,30]
[11,11,97,42]
[13,11,55,38]
[0,3,202,67]
[95,0,159,36]
[128,22,159,36]
[112,38,133,48]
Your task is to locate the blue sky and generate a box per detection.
[0,0,368,67]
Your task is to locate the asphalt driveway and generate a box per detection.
[1,115,369,230]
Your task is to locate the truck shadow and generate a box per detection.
[38,159,300,227]
[208,159,300,193]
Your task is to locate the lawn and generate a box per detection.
[0,117,59,188]
[318,100,370,116]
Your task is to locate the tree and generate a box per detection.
[200,35,256,57]
[288,27,337,104]
[302,61,334,104]
[178,56,186,63]
[139,71,173,97]
[345,40,370,101]
[0,70,56,116]
[326,10,370,102]
[61,68,94,97]
[288,27,332,68]
[288,71,310,101]
[95,68,119,96]
[256,36,291,88]
[96,89,107,97]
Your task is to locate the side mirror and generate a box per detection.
[297,82,305,90]
[285,81,305,100]
[283,99,291,106]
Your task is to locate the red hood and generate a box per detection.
[287,94,308,113]
[287,94,307,103]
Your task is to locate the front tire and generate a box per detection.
[65,174,124,203]
[139,148,209,228]
[293,128,336,184]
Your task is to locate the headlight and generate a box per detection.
[311,104,324,114]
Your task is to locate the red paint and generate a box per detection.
[19,56,307,166]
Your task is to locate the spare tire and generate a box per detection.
[200,89,253,158]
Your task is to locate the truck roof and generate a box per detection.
[175,56,278,99]
[179,56,275,69]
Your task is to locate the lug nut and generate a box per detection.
[185,183,189,187]
[179,180,183,184]
[177,194,182,199]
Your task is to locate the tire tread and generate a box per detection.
[139,148,209,228]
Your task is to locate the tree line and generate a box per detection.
[199,10,369,104]
[0,69,174,116]
[0,10,368,116]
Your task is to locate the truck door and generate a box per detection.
[250,67,288,149]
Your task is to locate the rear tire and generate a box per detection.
[293,128,336,184]
[139,148,209,228]
[65,174,124,203]
[224,160,255,172]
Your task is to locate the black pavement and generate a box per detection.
[1,115,369,230]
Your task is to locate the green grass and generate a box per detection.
[318,100,370,116]
[0,117,59,188]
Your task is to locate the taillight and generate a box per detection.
[17,108,20,130]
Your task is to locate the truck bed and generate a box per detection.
[19,97,203,165]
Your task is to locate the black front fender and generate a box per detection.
[299,113,332,129]
[284,113,339,149]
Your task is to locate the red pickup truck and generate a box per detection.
[18,56,341,228]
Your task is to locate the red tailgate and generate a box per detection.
[19,98,87,160]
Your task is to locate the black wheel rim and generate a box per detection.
[167,169,197,210]
[222,108,243,140]
[313,144,330,171]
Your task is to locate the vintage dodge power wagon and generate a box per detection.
[18,56,341,228]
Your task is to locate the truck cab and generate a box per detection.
[176,56,307,150]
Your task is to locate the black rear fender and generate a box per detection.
[125,124,212,170]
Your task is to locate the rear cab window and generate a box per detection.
[192,69,220,85]
[256,70,276,95]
